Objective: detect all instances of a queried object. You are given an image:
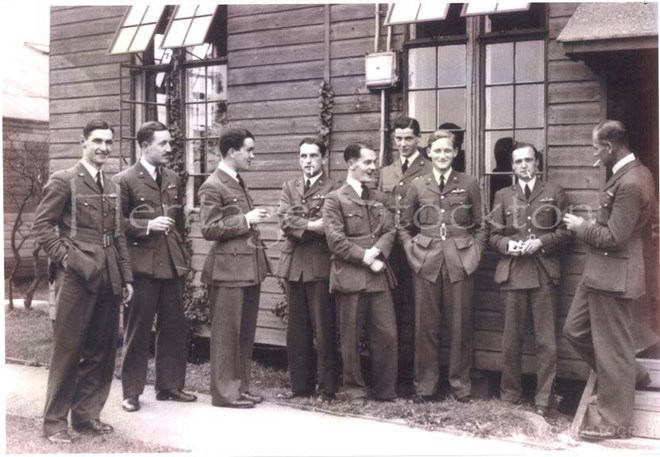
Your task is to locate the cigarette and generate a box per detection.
[593,159,601,167]
[526,170,532,179]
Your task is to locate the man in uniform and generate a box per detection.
[378,116,431,395]
[399,130,488,403]
[199,128,271,408]
[276,137,340,400]
[488,142,572,417]
[114,121,196,413]
[33,119,134,443]
[563,120,657,440]
[324,143,398,402]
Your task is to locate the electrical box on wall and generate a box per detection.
[365,51,398,90]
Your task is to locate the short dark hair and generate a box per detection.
[299,137,327,157]
[594,120,629,148]
[83,119,114,139]
[219,128,254,158]
[137,121,168,146]
[427,129,458,149]
[343,142,373,163]
[512,141,542,162]
[392,116,421,136]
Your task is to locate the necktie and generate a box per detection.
[360,184,370,200]
[304,178,311,193]
[155,166,162,189]
[95,171,103,193]
[524,184,531,200]
[236,173,246,190]
[402,158,408,174]
[439,175,445,193]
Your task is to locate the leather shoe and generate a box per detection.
[450,393,474,403]
[240,392,263,403]
[579,426,622,441]
[73,419,113,434]
[46,430,74,444]
[412,395,434,404]
[122,396,140,412]
[156,389,197,402]
[534,405,550,418]
[277,391,313,400]
[320,393,336,403]
[217,399,254,409]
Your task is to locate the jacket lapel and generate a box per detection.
[604,160,638,191]
[306,173,326,198]
[136,162,160,191]
[527,180,545,203]
[441,170,461,195]
[76,161,101,195]
[405,154,428,179]
[423,174,442,196]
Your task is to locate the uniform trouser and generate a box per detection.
[413,267,473,399]
[286,280,338,395]
[563,281,636,429]
[43,269,120,436]
[121,275,187,398]
[500,272,557,407]
[336,290,398,400]
[389,243,415,389]
[208,284,260,406]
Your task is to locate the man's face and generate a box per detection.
[511,146,538,182]
[81,129,114,169]
[142,130,172,166]
[592,131,613,167]
[429,137,457,173]
[299,143,324,178]
[230,137,255,172]
[393,127,420,159]
[349,148,378,183]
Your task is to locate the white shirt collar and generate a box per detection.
[401,151,419,168]
[518,176,537,192]
[612,153,635,175]
[303,172,323,188]
[346,176,363,196]
[432,167,452,186]
[80,158,103,185]
[218,160,239,182]
[140,156,157,180]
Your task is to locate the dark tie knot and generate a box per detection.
[236,173,246,189]
[95,171,104,193]
[402,158,409,174]
[155,166,162,188]
[304,178,311,193]
[360,183,370,200]
[524,183,531,200]
[439,175,445,192]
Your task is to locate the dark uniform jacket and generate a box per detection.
[199,168,271,286]
[488,181,572,289]
[378,152,432,226]
[323,184,396,294]
[276,173,341,282]
[575,159,658,299]
[398,171,488,284]
[113,162,190,278]
[32,161,133,294]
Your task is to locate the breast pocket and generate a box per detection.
[344,212,364,236]
[447,194,472,227]
[74,196,100,228]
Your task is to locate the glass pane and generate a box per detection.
[515,40,544,83]
[196,4,217,15]
[513,129,544,153]
[207,65,228,101]
[186,103,207,138]
[184,16,213,46]
[496,2,530,12]
[485,130,513,173]
[186,67,207,102]
[417,2,449,21]
[485,86,513,129]
[130,24,156,52]
[124,5,146,26]
[210,101,227,136]
[189,43,213,61]
[437,45,466,87]
[437,89,466,129]
[388,3,420,24]
[515,84,544,128]
[408,90,437,131]
[408,47,436,90]
[206,140,220,172]
[111,26,137,54]
[143,4,165,23]
[485,43,514,85]
[175,4,198,19]
[156,93,167,125]
[163,18,191,48]
[464,1,497,15]
[186,140,204,174]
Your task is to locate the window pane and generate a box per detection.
[409,90,437,132]
[496,2,530,12]
[186,104,207,138]
[437,89,466,129]
[189,43,213,61]
[175,4,198,19]
[388,3,420,25]
[485,43,513,85]
[408,47,436,90]
[417,2,450,21]
[485,86,513,129]
[437,45,466,87]
[186,67,207,102]
[124,5,146,26]
[513,129,544,152]
[184,16,213,46]
[196,4,217,15]
[163,18,191,48]
[130,24,156,52]
[143,5,165,23]
[515,40,544,83]
[515,84,544,128]
[186,140,204,174]
[210,101,227,136]
[463,1,497,15]
[207,65,228,101]
[485,130,513,173]
[111,26,137,54]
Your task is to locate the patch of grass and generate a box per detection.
[5,307,52,366]
[5,414,184,454]
[5,277,50,303]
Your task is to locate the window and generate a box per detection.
[109,5,167,54]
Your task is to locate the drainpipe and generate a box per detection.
[375,4,387,167]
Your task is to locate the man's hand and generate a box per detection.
[121,283,134,307]
[507,240,523,256]
[562,213,585,232]
[363,246,381,266]
[246,208,270,225]
[369,259,385,273]
[306,218,325,234]
[521,238,543,255]
[148,216,175,233]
